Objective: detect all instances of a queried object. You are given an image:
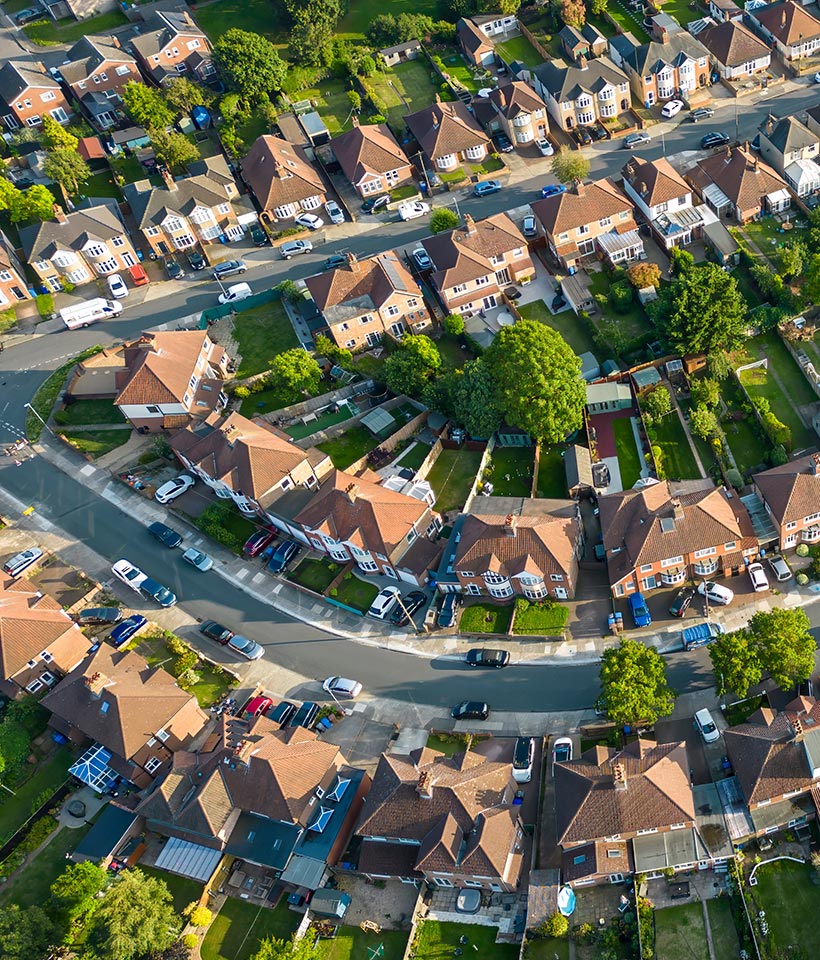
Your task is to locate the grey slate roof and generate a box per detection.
[19,201,125,261]
[0,61,58,104]
[60,35,135,85]
[760,114,818,155]
[131,10,206,60]
[534,57,628,102]
[625,32,710,75]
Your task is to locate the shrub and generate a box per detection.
[761,411,791,451]
[797,572,809,585]
[443,313,464,335]
[35,293,54,318]
[20,815,58,853]
[608,279,633,314]
[188,906,213,927]
[537,912,569,938]
[233,385,250,399]
[515,597,530,615]
[768,443,788,466]
[726,468,743,489]
[183,934,199,949]
[626,262,661,289]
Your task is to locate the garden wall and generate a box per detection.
[780,330,820,400]
[260,378,375,422]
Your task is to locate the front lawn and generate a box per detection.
[512,601,568,635]
[484,445,535,497]
[0,747,73,844]
[138,634,233,708]
[427,448,484,513]
[232,300,299,378]
[318,927,408,960]
[287,557,340,594]
[0,821,92,908]
[750,859,820,953]
[705,897,740,960]
[330,575,380,613]
[201,898,299,960]
[536,446,568,499]
[25,9,128,44]
[612,416,643,489]
[518,299,597,358]
[26,346,104,441]
[495,34,543,68]
[58,428,131,459]
[655,902,709,960]
[411,921,519,959]
[317,426,376,470]
[646,412,700,480]
[54,399,126,426]
[459,602,512,635]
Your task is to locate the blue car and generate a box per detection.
[541,184,567,199]
[267,539,301,573]
[109,615,147,648]
[139,578,177,607]
[628,592,652,628]
[473,180,502,197]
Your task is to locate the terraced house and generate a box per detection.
[304,252,432,351]
[599,478,759,598]
[0,60,72,130]
[753,453,820,551]
[532,58,631,132]
[60,35,139,129]
[330,118,414,199]
[241,135,327,222]
[130,10,215,85]
[404,97,490,172]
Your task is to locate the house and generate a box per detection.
[330,119,414,200]
[266,468,442,585]
[449,498,583,601]
[379,40,422,68]
[0,61,72,130]
[19,202,140,293]
[40,0,117,22]
[559,24,608,64]
[555,739,700,886]
[123,158,254,255]
[241,135,327,223]
[532,178,644,270]
[421,213,535,317]
[486,82,548,147]
[457,16,496,67]
[709,0,743,23]
[757,114,820,178]
[804,103,820,139]
[748,0,820,63]
[60,35,139,128]
[532,58,631,133]
[608,32,641,69]
[599,478,759,597]
[621,157,704,250]
[586,382,632,413]
[697,21,771,79]
[137,714,369,888]
[114,330,229,432]
[171,411,333,515]
[130,10,215,85]
[304,251,432,351]
[404,97,490,172]
[42,644,209,792]
[753,453,820,551]
[686,145,791,222]
[356,744,525,891]
[0,574,91,700]
[622,32,711,107]
[0,230,31,305]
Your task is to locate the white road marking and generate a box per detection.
[252,572,266,584]
[235,568,248,581]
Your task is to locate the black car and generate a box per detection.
[451,701,490,721]
[590,122,608,141]
[187,250,206,271]
[437,592,461,628]
[701,132,731,150]
[573,126,593,146]
[249,223,269,246]
[268,700,297,727]
[361,195,389,214]
[324,254,347,270]
[552,294,567,312]
[267,539,300,573]
[163,257,183,280]
[200,620,233,645]
[15,7,45,24]
[147,520,182,549]
[669,586,695,618]
[390,590,427,626]
[290,701,319,729]
[213,259,247,279]
[75,607,123,625]
[465,648,510,668]
[494,132,514,153]
[689,107,714,122]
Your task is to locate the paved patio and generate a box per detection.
[334,875,418,930]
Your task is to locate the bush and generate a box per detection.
[183,934,199,949]
[233,385,250,399]
[726,468,743,489]
[626,262,661,289]
[761,411,791,451]
[35,293,54,318]
[608,279,633,314]
[537,912,569,938]
[768,443,788,466]
[797,572,809,585]
[20,815,58,853]
[514,597,530,615]
[443,313,464,335]
[187,905,213,927]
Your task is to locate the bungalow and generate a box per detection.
[748,0,820,63]
[697,21,772,80]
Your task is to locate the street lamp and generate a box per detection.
[23,401,53,437]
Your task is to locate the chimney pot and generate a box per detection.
[463,213,477,235]
[416,770,433,799]
[613,761,627,790]
[53,203,67,224]
[811,453,820,476]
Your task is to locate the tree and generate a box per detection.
[41,114,78,151]
[250,930,321,960]
[367,13,399,46]
[551,146,589,184]
[748,608,815,692]
[599,636,676,728]
[443,312,464,335]
[626,261,661,290]
[122,81,173,129]
[347,90,361,113]
[384,334,442,396]
[422,370,461,419]
[707,350,731,381]
[590,0,608,13]
[560,0,586,27]
[213,29,287,102]
[164,77,215,117]
[51,861,106,928]
[430,208,459,234]
[88,869,180,960]
[20,184,57,222]
[538,912,570,938]
[289,19,334,67]
[780,239,806,280]
[0,904,58,960]
[804,253,820,303]
[709,628,762,698]
[0,716,31,776]
[43,149,91,196]
[690,404,720,441]
[149,128,199,172]
[485,319,585,444]
[455,357,503,438]
[642,385,671,424]
[269,349,322,395]
[396,12,435,40]
[669,246,695,276]
[690,377,720,409]
[186,905,213,927]
[653,263,747,356]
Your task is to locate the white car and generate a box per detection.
[748,561,769,592]
[154,474,195,504]
[398,200,430,221]
[322,676,363,699]
[536,138,554,156]
[112,559,147,593]
[695,707,720,743]
[367,586,401,620]
[295,212,324,231]
[107,273,128,299]
[697,580,734,606]
[324,200,344,224]
[513,736,535,783]
[661,99,684,118]
[218,282,252,305]
[815,71,820,83]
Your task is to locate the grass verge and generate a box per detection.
[330,575,380,613]
[58,429,131,459]
[26,346,104,441]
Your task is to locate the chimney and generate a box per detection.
[346,252,360,271]
[345,482,359,504]
[463,213,477,236]
[504,513,517,537]
[671,498,684,521]
[84,672,109,698]
[577,53,587,69]
[811,453,820,476]
[159,165,177,191]
[575,180,585,197]
[416,770,433,799]
[613,761,627,791]
[434,92,441,104]
[351,114,360,127]
[53,203,66,224]
[792,716,805,742]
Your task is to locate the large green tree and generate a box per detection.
[269,349,322,395]
[163,76,215,117]
[430,208,459,234]
[213,29,287,103]
[455,357,503,438]
[599,636,676,728]
[43,149,91,196]
[485,319,585,444]
[149,128,199,172]
[551,146,589,184]
[0,904,58,960]
[384,334,442,396]
[708,628,762,699]
[51,860,107,929]
[652,262,747,356]
[122,81,173,129]
[41,114,78,151]
[21,184,58,222]
[641,385,671,425]
[250,930,321,960]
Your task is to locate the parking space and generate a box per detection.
[472,735,542,826]
[655,714,711,786]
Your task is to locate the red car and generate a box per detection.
[243,528,277,558]
[243,696,272,718]
[129,264,149,286]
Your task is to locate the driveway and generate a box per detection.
[655,715,710,786]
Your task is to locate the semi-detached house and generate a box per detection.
[753,453,820,552]
[241,135,327,223]
[532,57,631,133]
[748,0,820,63]
[330,119,414,199]
[0,230,31,305]
[622,31,711,107]
[404,97,490,173]
[130,10,215,85]
[0,60,72,130]
[60,35,139,129]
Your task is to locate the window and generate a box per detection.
[146,405,161,414]
[50,108,68,123]
[25,116,41,127]
[86,242,106,257]
[475,275,490,286]
[93,75,101,84]
[156,728,170,742]
[549,574,564,582]
[604,834,621,841]
[216,203,231,215]
[165,217,184,232]
[0,270,11,282]
[96,258,117,274]
[146,226,160,237]
[385,304,399,317]
[26,679,44,693]
[173,234,196,249]
[577,224,590,236]
[694,547,716,559]
[112,236,125,248]
[145,757,162,774]
[78,80,87,89]
[637,827,658,835]
[187,39,201,50]
[116,64,130,76]
[41,91,56,102]
[360,315,374,325]
[607,849,621,858]
[599,216,612,228]
[724,541,737,550]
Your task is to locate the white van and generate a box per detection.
[59,298,123,330]
[694,708,720,743]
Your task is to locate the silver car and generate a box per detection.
[768,555,792,581]
[227,634,264,660]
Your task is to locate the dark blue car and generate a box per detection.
[109,615,147,648]
[267,539,301,573]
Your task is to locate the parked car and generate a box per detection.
[280,239,313,259]
[552,736,573,770]
[147,520,182,548]
[668,586,695,618]
[244,695,272,717]
[322,676,363,699]
[628,591,652,628]
[213,259,247,279]
[295,212,324,231]
[187,250,206,271]
[75,607,123,625]
[452,701,489,721]
[361,195,389,214]
[109,614,147,648]
[768,554,792,581]
[494,132,514,152]
[324,254,347,270]
[129,264,149,286]
[748,561,769,592]
[367,586,401,620]
[200,620,233,644]
[437,592,461,628]
[267,539,300,573]
[512,736,535,783]
[552,294,567,312]
[107,273,128,299]
[694,707,720,743]
[182,547,213,572]
[590,122,608,141]
[290,700,319,729]
[243,528,277,558]
[689,107,714,122]
[473,180,502,197]
[3,547,44,577]
[227,633,264,660]
[541,184,566,198]
[249,223,269,246]
[398,200,430,221]
[154,474,195,504]
[624,132,651,149]
[218,282,252,305]
[163,256,184,280]
[412,247,432,271]
[701,132,731,150]
[111,559,146,592]
[661,98,684,118]
[522,214,537,237]
[389,589,427,626]
[465,648,510,668]
[682,620,724,651]
[139,577,177,607]
[15,7,46,23]
[573,126,592,146]
[324,200,345,224]
[697,580,734,605]
[268,700,297,726]
[536,137,554,156]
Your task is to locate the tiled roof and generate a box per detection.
[359,838,422,878]
[115,330,222,407]
[457,17,492,55]
[622,157,691,207]
[331,122,410,184]
[488,81,546,120]
[562,840,633,882]
[625,31,710,75]
[19,201,125,262]
[240,136,325,211]
[305,251,415,320]
[689,146,788,211]
[404,98,489,162]
[759,114,818,156]
[532,178,635,236]
[752,0,820,44]
[533,57,628,104]
[555,739,694,845]
[60,35,135,85]
[131,10,208,60]
[0,61,58,103]
[422,212,529,289]
[753,453,820,524]
[698,20,771,67]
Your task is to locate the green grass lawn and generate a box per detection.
[495,34,543,68]
[427,448,484,513]
[240,385,320,418]
[612,416,643,489]
[739,364,815,452]
[54,399,126,426]
[369,59,443,134]
[79,170,122,200]
[537,446,568,498]
[750,859,820,954]
[236,107,275,153]
[0,821,92,908]
[139,634,231,708]
[25,9,128,44]
[233,299,299,378]
[655,902,709,960]
[754,330,819,407]
[287,557,340,593]
[58,429,131,459]
[317,426,376,470]
[647,411,700,480]
[437,334,476,373]
[395,441,431,471]
[426,732,472,757]
[433,45,482,93]
[331,575,380,613]
[705,897,741,960]
[411,920,519,959]
[318,927,408,960]
[587,271,652,353]
[716,374,768,475]
[290,78,354,137]
[518,299,597,358]
[459,602,512,635]
[25,346,104,441]
[485,445,535,497]
[110,156,151,185]
[338,0,439,36]
[512,601,569,635]
[0,747,73,844]
[137,865,203,915]
[201,898,299,960]
[286,404,358,441]
[193,0,287,43]
[523,939,571,960]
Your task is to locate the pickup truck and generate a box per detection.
[682,621,725,651]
